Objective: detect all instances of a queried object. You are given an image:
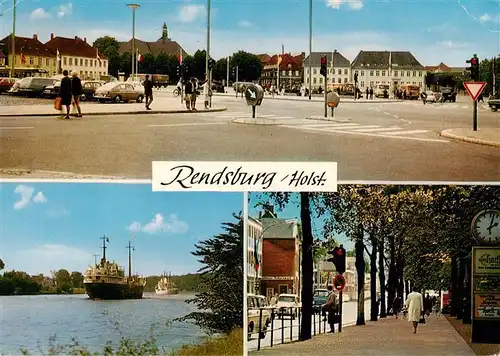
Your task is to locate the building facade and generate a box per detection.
[0,34,57,77]
[259,53,305,90]
[351,50,426,94]
[303,50,351,90]
[247,216,263,295]
[260,208,300,299]
[45,34,108,80]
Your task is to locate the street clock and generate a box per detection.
[471,209,500,245]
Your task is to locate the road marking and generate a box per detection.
[148,122,227,128]
[351,127,403,133]
[383,112,391,115]
[281,125,449,143]
[304,123,362,128]
[383,129,430,136]
[0,126,34,130]
[393,115,399,119]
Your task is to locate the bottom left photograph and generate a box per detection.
[0,183,244,356]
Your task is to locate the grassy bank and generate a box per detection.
[172,328,243,356]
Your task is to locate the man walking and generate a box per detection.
[405,286,424,334]
[143,74,153,110]
[322,285,338,333]
[59,70,72,120]
[71,71,83,117]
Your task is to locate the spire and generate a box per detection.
[161,22,168,41]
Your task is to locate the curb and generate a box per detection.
[306,116,351,123]
[0,107,227,118]
[232,117,309,125]
[213,94,402,104]
[439,129,500,147]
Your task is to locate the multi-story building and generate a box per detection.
[351,50,426,94]
[0,34,57,77]
[248,216,263,295]
[260,206,300,299]
[259,52,305,90]
[45,34,108,80]
[425,62,466,74]
[303,50,351,90]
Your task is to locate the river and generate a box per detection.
[1,293,206,355]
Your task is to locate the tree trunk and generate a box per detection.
[404,279,409,299]
[463,255,472,324]
[378,237,387,318]
[355,225,366,326]
[450,255,458,317]
[370,234,378,321]
[396,257,405,299]
[299,193,313,341]
[456,256,465,320]
[387,236,396,315]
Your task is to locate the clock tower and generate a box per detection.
[161,22,169,41]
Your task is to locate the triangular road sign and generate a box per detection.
[463,82,486,101]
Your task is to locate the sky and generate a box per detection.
[249,193,354,251]
[0,0,498,67]
[0,183,242,277]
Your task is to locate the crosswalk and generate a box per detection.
[196,111,295,120]
[280,121,450,143]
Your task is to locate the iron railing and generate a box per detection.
[248,306,335,351]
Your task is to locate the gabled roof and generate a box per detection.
[261,217,298,239]
[265,53,304,71]
[257,54,272,63]
[303,51,351,68]
[0,34,56,57]
[425,62,451,72]
[118,38,188,58]
[45,36,107,59]
[351,50,424,70]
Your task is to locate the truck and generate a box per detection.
[131,74,169,88]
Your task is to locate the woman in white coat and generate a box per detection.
[405,286,424,334]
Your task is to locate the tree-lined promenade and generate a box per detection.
[256,186,500,341]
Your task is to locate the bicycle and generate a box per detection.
[173,88,181,97]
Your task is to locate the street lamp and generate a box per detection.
[308,0,312,100]
[126,3,140,80]
[205,0,211,86]
[10,0,17,78]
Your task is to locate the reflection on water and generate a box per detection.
[1,293,206,354]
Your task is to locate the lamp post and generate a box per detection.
[205,0,211,87]
[308,0,312,100]
[126,4,140,80]
[10,0,16,78]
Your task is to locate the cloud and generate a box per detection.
[127,213,189,235]
[13,185,48,209]
[57,3,73,18]
[178,4,205,23]
[437,40,469,49]
[32,192,47,204]
[238,20,253,28]
[479,13,499,23]
[30,8,51,20]
[326,0,364,10]
[46,207,70,218]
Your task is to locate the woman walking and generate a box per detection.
[71,71,83,117]
[405,286,424,334]
[59,70,72,119]
[190,77,198,111]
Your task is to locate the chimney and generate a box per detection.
[50,33,54,40]
[33,34,38,41]
[84,37,87,43]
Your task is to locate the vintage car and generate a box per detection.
[276,293,301,319]
[312,288,329,314]
[80,81,105,101]
[247,294,271,340]
[94,82,144,103]
[10,77,56,97]
[42,81,61,98]
[0,78,17,93]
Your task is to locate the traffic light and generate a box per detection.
[327,245,346,273]
[208,58,216,71]
[320,55,327,77]
[354,72,358,83]
[466,55,480,81]
[176,65,182,77]
[232,66,236,76]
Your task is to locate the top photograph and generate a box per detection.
[0,0,498,181]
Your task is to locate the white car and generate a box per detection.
[247,294,271,340]
[276,293,300,319]
[423,91,439,103]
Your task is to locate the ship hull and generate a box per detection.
[85,283,144,300]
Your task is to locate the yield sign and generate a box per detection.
[463,82,486,102]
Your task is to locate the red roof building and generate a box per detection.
[259,52,305,91]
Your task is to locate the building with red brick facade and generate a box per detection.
[258,52,305,91]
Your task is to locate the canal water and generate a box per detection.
[1,293,206,354]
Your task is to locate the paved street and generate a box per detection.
[250,314,475,356]
[248,300,370,351]
[1,91,499,180]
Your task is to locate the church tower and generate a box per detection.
[161,22,169,41]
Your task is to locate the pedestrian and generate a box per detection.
[202,77,210,109]
[70,71,83,117]
[270,295,277,306]
[58,70,72,119]
[421,91,427,105]
[322,285,338,333]
[184,77,193,110]
[143,74,153,110]
[405,286,424,334]
[366,87,369,99]
[369,87,374,99]
[190,77,199,111]
[392,295,402,319]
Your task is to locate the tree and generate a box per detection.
[230,51,263,81]
[138,53,156,75]
[54,269,72,293]
[192,50,207,80]
[0,258,4,270]
[177,213,243,334]
[70,271,84,289]
[213,58,228,82]
[93,36,121,77]
[119,52,132,77]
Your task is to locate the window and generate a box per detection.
[306,77,309,84]
[103,60,107,67]
[418,71,422,77]
[313,68,317,75]
[62,57,66,65]
[344,78,348,83]
[313,77,316,84]
[80,58,83,66]
[406,71,410,76]
[337,78,341,83]
[29,57,33,65]
[282,70,286,76]
[69,58,73,65]
[344,69,348,75]
[360,81,365,87]
[382,71,386,76]
[361,70,364,76]
[288,70,292,76]
[295,70,299,76]
[370,81,374,86]
[90,59,93,67]
[328,68,332,74]
[370,71,374,76]
[46,58,50,66]
[37,57,42,66]
[394,70,398,76]
[319,77,323,84]
[85,59,88,66]
[338,69,341,75]
[413,71,416,77]
[331,77,335,83]
[53,59,56,67]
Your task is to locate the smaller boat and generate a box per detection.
[155,272,179,295]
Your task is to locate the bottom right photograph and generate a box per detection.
[246,185,500,356]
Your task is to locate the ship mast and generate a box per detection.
[100,235,109,263]
[126,241,135,279]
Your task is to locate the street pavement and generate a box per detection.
[248,300,370,351]
[250,313,475,356]
[1,92,499,180]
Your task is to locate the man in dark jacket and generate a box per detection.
[71,71,83,117]
[59,70,72,119]
[143,75,153,110]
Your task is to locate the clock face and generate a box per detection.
[473,210,500,245]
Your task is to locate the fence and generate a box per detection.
[248,306,335,351]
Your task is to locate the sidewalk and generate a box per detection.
[250,316,476,356]
[440,128,500,147]
[0,97,226,117]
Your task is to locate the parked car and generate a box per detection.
[312,288,329,314]
[211,81,225,93]
[81,81,104,101]
[9,77,56,97]
[42,81,61,98]
[423,91,439,103]
[440,87,457,103]
[247,294,271,340]
[94,82,144,103]
[276,294,300,319]
[0,78,17,93]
